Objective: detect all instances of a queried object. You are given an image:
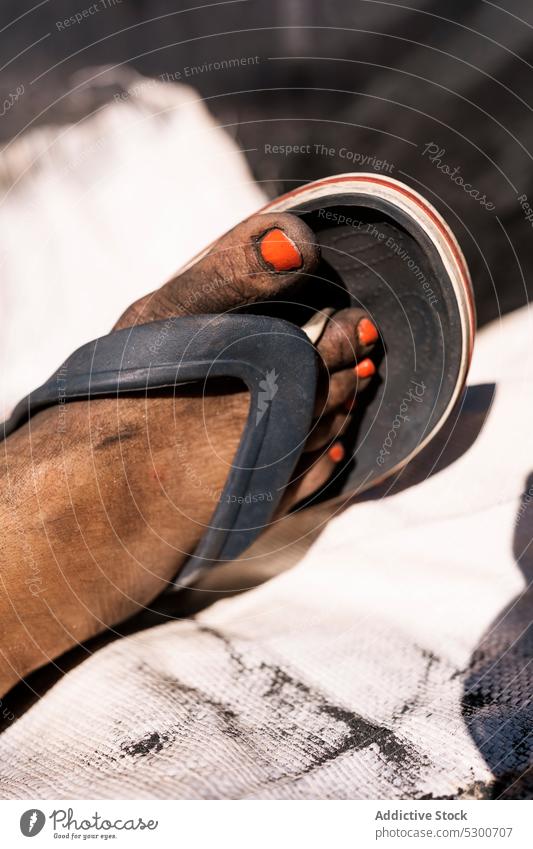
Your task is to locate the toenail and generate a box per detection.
[257,228,303,272]
[354,358,376,379]
[358,317,379,346]
[328,442,345,463]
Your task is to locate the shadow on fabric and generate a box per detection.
[462,471,533,799]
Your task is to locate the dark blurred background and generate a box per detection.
[1,0,532,327]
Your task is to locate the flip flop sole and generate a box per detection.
[264,174,475,497]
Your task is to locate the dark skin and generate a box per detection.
[0,213,377,697]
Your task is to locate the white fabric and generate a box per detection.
[0,72,264,418]
[0,73,530,800]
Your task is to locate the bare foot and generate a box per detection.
[0,213,378,695]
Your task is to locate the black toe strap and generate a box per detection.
[2,314,318,586]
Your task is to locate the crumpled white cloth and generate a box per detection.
[0,70,264,418]
[0,73,531,800]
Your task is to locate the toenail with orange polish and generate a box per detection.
[258,228,303,272]
[358,317,379,346]
[355,358,376,379]
[328,442,345,463]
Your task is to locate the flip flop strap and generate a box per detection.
[2,314,318,586]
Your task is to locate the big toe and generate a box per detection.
[115,212,320,329]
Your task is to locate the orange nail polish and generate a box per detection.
[358,317,379,346]
[328,442,345,463]
[258,228,303,272]
[355,358,376,379]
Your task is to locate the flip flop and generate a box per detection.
[1,174,475,586]
[1,314,318,586]
[262,172,475,501]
